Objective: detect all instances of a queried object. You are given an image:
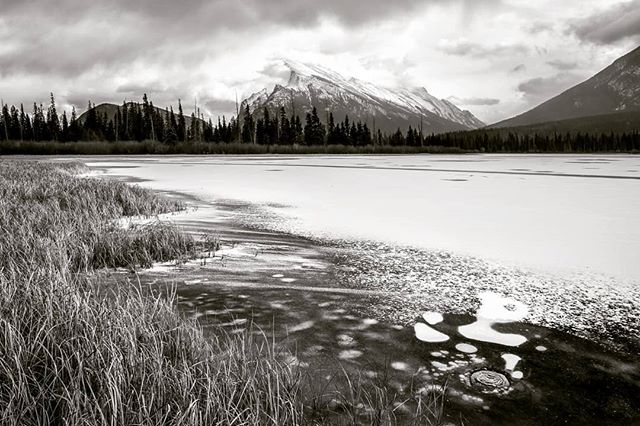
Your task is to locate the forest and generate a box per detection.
[1,93,639,153]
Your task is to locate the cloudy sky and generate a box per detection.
[0,0,638,124]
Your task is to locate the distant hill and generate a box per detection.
[241,59,484,134]
[494,45,640,128]
[79,102,205,128]
[485,111,640,137]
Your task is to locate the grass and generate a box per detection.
[0,160,445,425]
[0,161,302,425]
[302,363,446,425]
[0,140,468,155]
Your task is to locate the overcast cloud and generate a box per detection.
[0,0,637,123]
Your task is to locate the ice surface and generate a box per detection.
[338,349,363,360]
[390,361,410,371]
[501,353,521,371]
[455,343,478,354]
[86,155,640,281]
[289,320,315,333]
[458,292,528,347]
[414,322,450,343]
[422,312,444,325]
[86,155,640,347]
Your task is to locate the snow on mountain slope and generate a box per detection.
[241,59,484,134]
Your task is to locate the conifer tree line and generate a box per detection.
[1,93,638,152]
[243,105,376,146]
[0,93,240,144]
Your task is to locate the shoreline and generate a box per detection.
[114,183,640,424]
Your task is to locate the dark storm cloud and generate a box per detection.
[517,73,584,102]
[527,22,553,34]
[0,0,432,79]
[259,62,293,82]
[203,98,239,114]
[568,0,640,45]
[116,82,164,96]
[546,60,578,71]
[439,40,528,57]
[448,96,500,106]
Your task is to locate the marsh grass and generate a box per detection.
[0,161,302,425]
[0,160,445,425]
[0,140,467,155]
[302,362,446,426]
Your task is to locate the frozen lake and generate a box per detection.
[87,154,640,282]
[85,153,640,422]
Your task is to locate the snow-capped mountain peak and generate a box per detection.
[242,59,485,133]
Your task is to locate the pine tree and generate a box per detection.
[177,100,186,142]
[0,101,8,141]
[61,111,69,142]
[241,105,254,144]
[142,94,152,140]
[279,107,292,145]
[19,104,32,141]
[9,106,19,140]
[47,93,60,140]
[293,115,303,144]
[68,106,80,141]
[327,112,337,145]
[255,118,265,145]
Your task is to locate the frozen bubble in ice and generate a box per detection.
[455,343,478,354]
[414,323,450,343]
[501,354,521,371]
[339,350,363,360]
[391,361,410,371]
[337,334,356,347]
[535,345,547,352]
[431,361,448,370]
[289,320,315,333]
[422,311,444,325]
[458,292,528,347]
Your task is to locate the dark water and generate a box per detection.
[132,274,639,425]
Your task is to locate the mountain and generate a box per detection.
[463,111,640,139]
[241,60,484,134]
[79,103,205,128]
[494,45,640,128]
